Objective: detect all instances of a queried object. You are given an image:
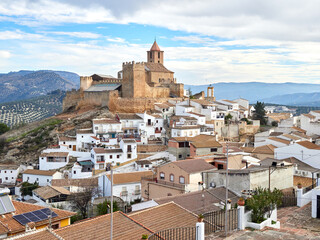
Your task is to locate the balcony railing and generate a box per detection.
[134,190,141,195]
[121,191,128,196]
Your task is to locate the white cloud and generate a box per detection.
[0,50,11,58]
[106,37,126,43]
[49,31,101,39]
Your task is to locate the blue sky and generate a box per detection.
[1,0,320,85]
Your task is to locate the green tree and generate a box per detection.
[225,113,232,124]
[97,200,119,215]
[0,123,10,135]
[20,182,39,197]
[253,101,267,125]
[246,187,283,223]
[271,121,278,127]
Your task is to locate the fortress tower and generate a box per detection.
[147,40,164,64]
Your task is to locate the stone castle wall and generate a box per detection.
[63,90,82,111]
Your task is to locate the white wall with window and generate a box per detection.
[0,166,20,184]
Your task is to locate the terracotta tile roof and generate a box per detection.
[291,131,309,139]
[150,40,160,51]
[296,141,320,150]
[293,176,316,188]
[59,136,76,142]
[188,112,205,117]
[122,139,136,143]
[267,113,291,122]
[55,211,152,240]
[0,201,75,235]
[222,99,236,104]
[291,126,307,134]
[154,187,238,214]
[93,148,123,154]
[23,169,57,176]
[145,62,173,73]
[282,134,300,140]
[51,178,98,187]
[269,132,283,137]
[129,202,198,232]
[40,152,69,158]
[106,171,153,185]
[172,125,201,130]
[93,118,120,124]
[190,140,222,148]
[303,114,316,119]
[171,134,215,143]
[91,136,100,140]
[171,115,197,121]
[172,159,215,173]
[252,144,277,154]
[76,129,93,134]
[11,228,60,240]
[116,113,143,120]
[0,165,19,170]
[191,99,215,106]
[268,137,291,145]
[33,186,71,200]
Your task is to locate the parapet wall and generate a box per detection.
[63,90,82,111]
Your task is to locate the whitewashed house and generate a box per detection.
[76,129,95,151]
[92,118,122,139]
[275,141,320,169]
[98,171,153,203]
[22,169,63,186]
[58,136,77,151]
[0,165,21,184]
[300,111,320,136]
[91,139,137,170]
[39,152,70,171]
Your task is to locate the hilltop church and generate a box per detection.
[67,41,185,112]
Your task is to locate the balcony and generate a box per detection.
[121,191,128,196]
[134,190,141,195]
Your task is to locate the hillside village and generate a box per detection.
[1,41,320,239]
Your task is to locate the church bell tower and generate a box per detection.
[147,40,164,64]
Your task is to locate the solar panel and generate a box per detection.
[13,215,30,226]
[13,208,58,225]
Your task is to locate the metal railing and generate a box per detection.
[303,184,313,194]
[148,227,196,240]
[204,208,238,234]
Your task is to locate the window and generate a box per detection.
[170,174,174,182]
[178,154,182,159]
[158,52,160,58]
[211,148,218,152]
[160,172,165,180]
[110,155,113,159]
[179,176,185,184]
[63,142,66,144]
[69,145,72,148]
[36,178,39,181]
[10,171,12,173]
[82,136,83,138]
[47,179,50,182]
[217,164,224,170]
[5,177,8,180]
[74,171,76,174]
[51,224,59,230]
[117,155,120,159]
[11,177,13,179]
[4,171,6,173]
[156,120,158,123]
[127,153,131,159]
[95,127,98,130]
[27,177,29,181]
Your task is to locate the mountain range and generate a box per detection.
[0,70,79,103]
[186,82,320,106]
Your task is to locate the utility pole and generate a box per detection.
[110,166,113,240]
[225,142,229,237]
[269,166,271,190]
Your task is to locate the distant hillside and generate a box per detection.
[0,90,65,127]
[185,82,320,103]
[0,70,79,103]
[261,92,320,106]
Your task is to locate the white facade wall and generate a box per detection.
[300,113,320,136]
[171,128,200,138]
[76,133,94,151]
[0,168,19,184]
[275,143,320,169]
[93,122,122,136]
[70,164,92,179]
[233,98,249,109]
[98,175,142,202]
[187,172,203,192]
[59,140,76,151]
[22,172,63,186]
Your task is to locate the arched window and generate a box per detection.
[179,176,185,184]
[170,174,174,182]
[160,172,165,180]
